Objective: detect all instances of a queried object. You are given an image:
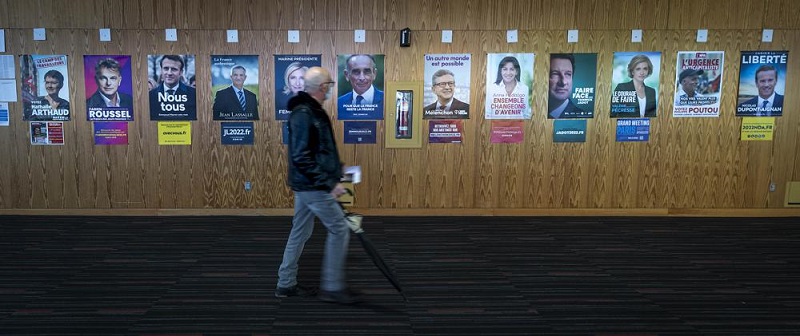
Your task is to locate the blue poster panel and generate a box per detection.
[221,122,254,145]
[281,122,289,145]
[343,121,376,144]
[616,118,650,142]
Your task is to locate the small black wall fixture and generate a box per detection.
[400,27,411,47]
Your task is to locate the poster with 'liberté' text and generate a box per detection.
[736,51,788,117]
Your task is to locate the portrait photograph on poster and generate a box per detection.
[211,55,259,120]
[672,51,724,118]
[20,55,71,121]
[736,51,788,117]
[485,53,533,120]
[610,52,661,118]
[147,54,196,121]
[337,54,385,120]
[84,55,134,121]
[274,54,321,120]
[547,53,596,119]
[424,54,471,119]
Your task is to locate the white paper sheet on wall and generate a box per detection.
[0,55,14,79]
[0,79,17,101]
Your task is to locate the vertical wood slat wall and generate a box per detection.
[1,0,799,213]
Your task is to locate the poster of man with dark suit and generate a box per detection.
[148,54,197,121]
[423,53,472,119]
[212,55,259,120]
[336,54,385,120]
[84,55,134,121]
[736,51,788,117]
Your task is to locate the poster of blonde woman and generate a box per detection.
[610,52,661,118]
[485,53,533,119]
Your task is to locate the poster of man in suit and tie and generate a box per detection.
[547,53,596,119]
[736,50,788,117]
[211,55,259,120]
[84,55,134,121]
[423,54,471,119]
[337,54,385,120]
[147,54,196,121]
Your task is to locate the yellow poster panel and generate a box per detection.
[740,117,774,141]
[158,121,192,145]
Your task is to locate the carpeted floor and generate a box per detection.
[1,215,799,335]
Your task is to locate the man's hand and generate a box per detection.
[331,183,347,198]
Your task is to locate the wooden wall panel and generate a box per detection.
[2,0,800,213]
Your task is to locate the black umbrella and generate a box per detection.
[340,202,407,301]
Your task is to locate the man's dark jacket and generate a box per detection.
[287,91,342,192]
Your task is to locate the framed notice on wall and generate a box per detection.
[385,81,423,148]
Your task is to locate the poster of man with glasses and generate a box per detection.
[424,54,471,119]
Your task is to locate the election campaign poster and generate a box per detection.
[672,51,724,117]
[547,53,596,119]
[212,55,259,120]
[740,117,774,141]
[221,122,254,145]
[490,120,524,144]
[343,121,377,144]
[158,121,191,145]
[337,54,385,120]
[30,121,64,145]
[553,119,587,142]
[616,119,650,142]
[20,55,71,121]
[610,52,662,118]
[736,51,788,117]
[428,120,464,143]
[485,53,533,119]
[274,54,321,120]
[93,121,128,145]
[148,54,196,120]
[424,54,471,119]
[84,55,134,121]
